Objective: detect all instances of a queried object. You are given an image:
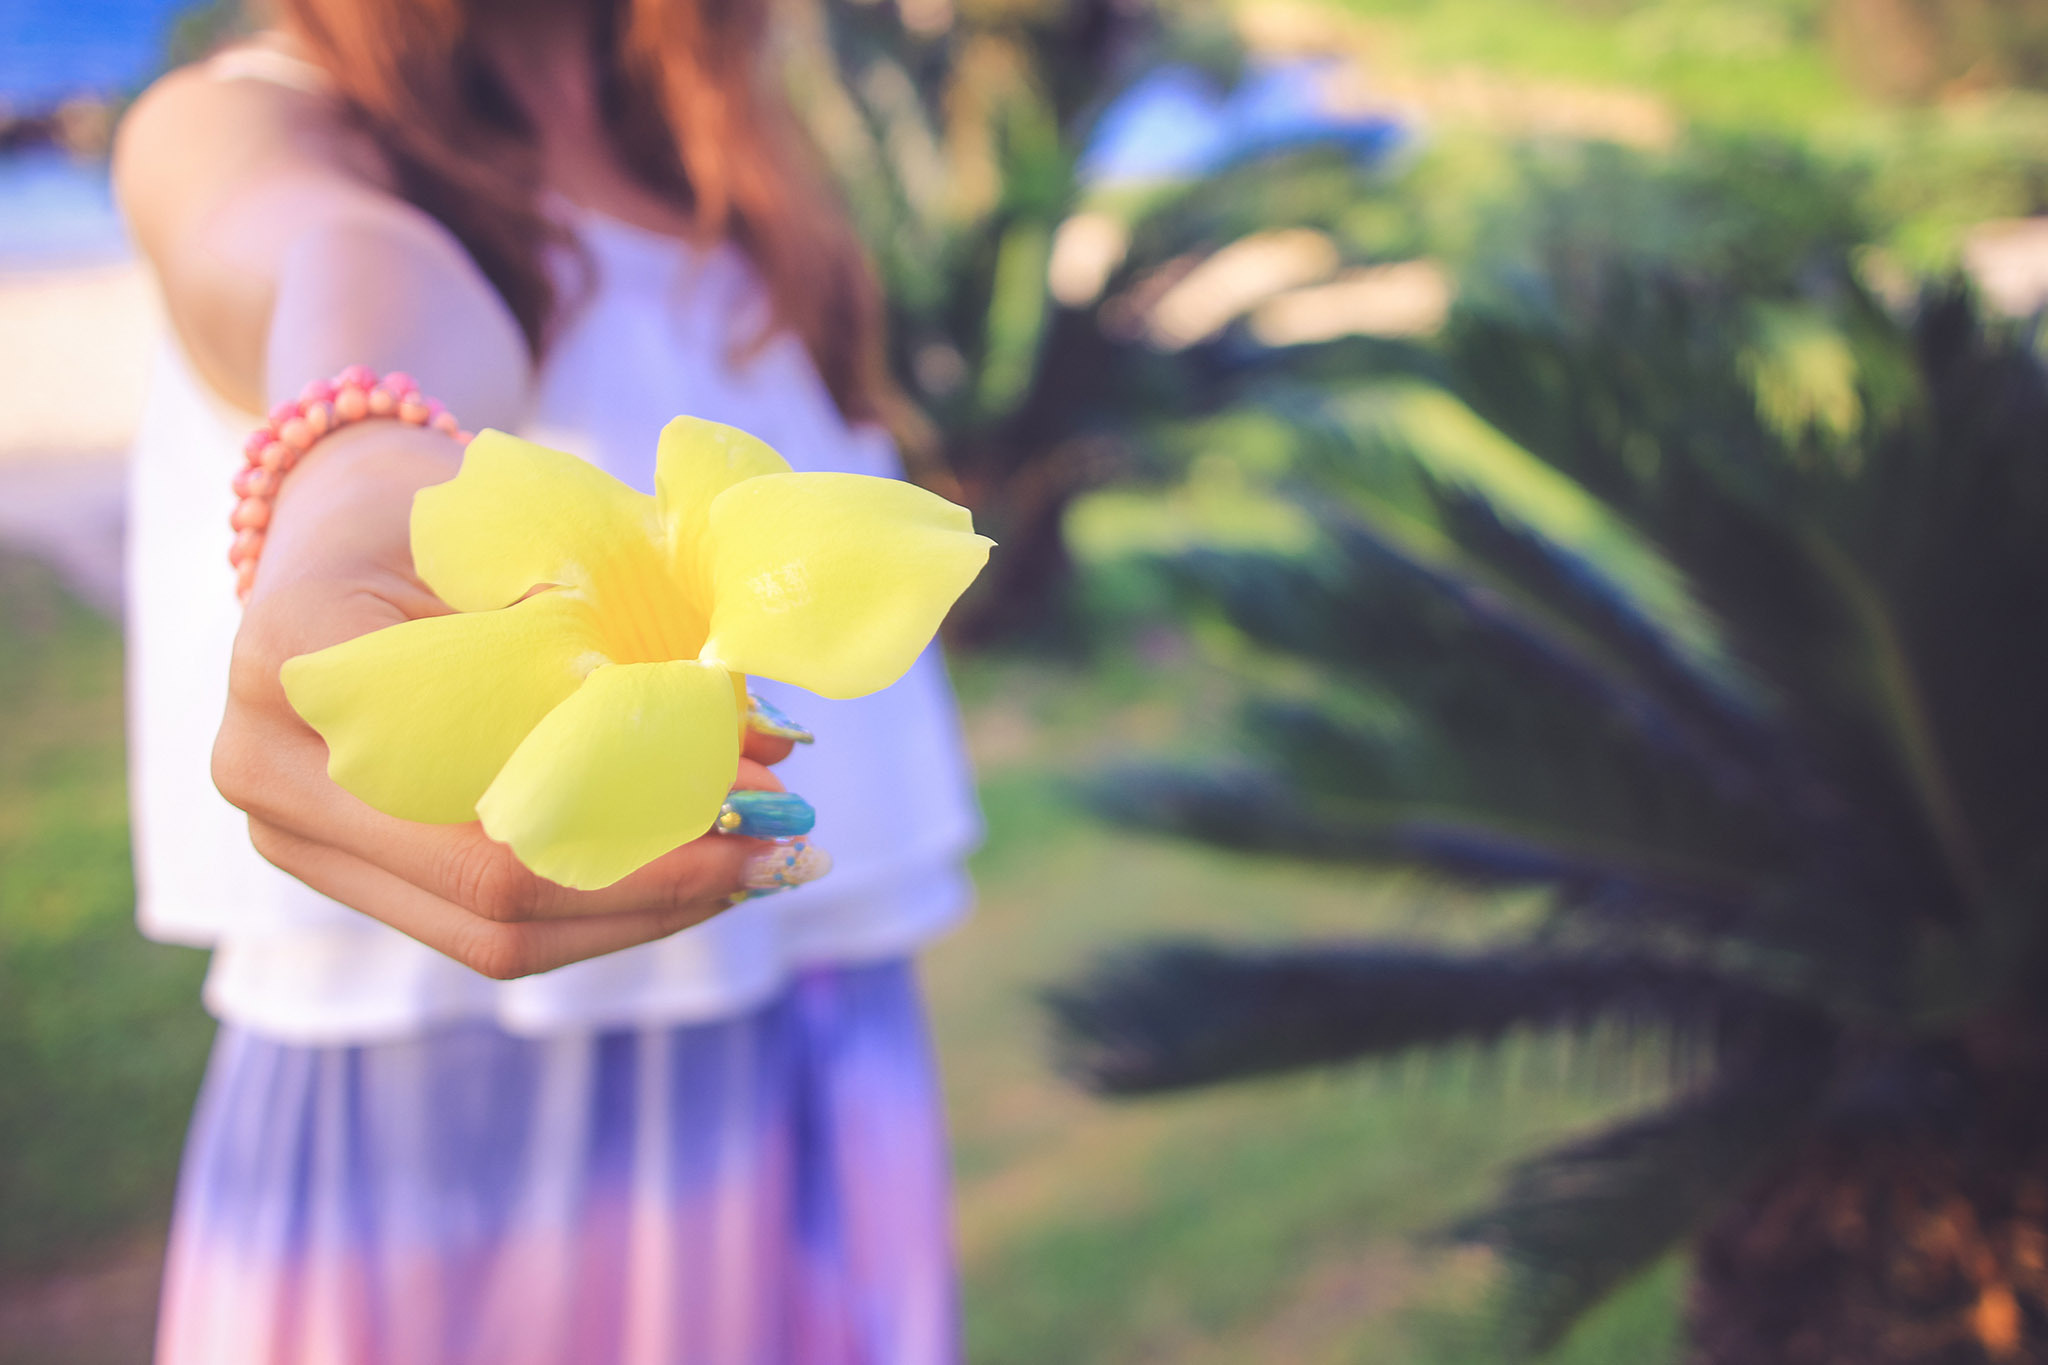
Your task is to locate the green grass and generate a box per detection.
[0,563,1682,1359]
[0,554,213,1276]
[937,656,1686,1361]
[1325,0,1856,131]
[1283,0,2048,269]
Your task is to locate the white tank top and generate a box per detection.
[125,203,981,1044]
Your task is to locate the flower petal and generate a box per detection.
[412,430,669,615]
[281,591,606,824]
[699,472,993,699]
[653,417,792,609]
[475,658,741,890]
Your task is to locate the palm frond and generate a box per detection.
[1848,295,2048,882]
[1155,521,1775,826]
[1458,1035,1835,1351]
[1049,140,2048,1352]
[1047,940,1785,1095]
[1085,765,1762,930]
[1307,382,1747,702]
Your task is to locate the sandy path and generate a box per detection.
[0,259,155,614]
[0,260,161,461]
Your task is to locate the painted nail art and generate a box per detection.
[736,837,833,898]
[745,692,815,745]
[713,790,817,840]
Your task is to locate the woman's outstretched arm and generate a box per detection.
[114,62,793,978]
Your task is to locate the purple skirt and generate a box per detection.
[155,960,958,1365]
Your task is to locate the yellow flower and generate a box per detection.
[281,418,993,890]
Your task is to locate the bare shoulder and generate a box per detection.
[108,48,506,411]
[114,53,387,251]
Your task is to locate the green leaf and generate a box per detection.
[1459,1041,1831,1353]
[1048,941,1777,1095]
[1316,383,1744,699]
[976,219,1054,418]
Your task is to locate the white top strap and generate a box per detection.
[206,45,334,97]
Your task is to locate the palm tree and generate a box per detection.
[784,0,1406,641]
[1047,143,2048,1361]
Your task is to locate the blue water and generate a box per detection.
[0,1,203,266]
[0,148,131,266]
[1,0,201,103]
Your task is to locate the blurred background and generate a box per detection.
[5,0,2048,1360]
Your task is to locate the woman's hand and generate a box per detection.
[118,64,799,975]
[211,421,801,979]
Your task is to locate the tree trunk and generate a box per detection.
[1688,1079,2048,1365]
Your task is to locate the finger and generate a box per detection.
[732,757,783,792]
[742,730,798,766]
[220,703,781,921]
[288,780,769,923]
[741,692,814,759]
[249,820,726,977]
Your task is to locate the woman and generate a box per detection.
[115,2,979,1360]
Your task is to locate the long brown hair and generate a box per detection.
[277,0,894,425]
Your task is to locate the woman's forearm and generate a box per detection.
[117,63,530,425]
[264,213,531,428]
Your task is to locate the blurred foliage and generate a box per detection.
[1050,135,2048,1358]
[784,0,1411,642]
[1328,0,1853,126]
[163,0,254,70]
[786,0,2047,646]
[1826,0,2048,99]
[1317,0,2048,265]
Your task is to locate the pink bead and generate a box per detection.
[236,466,279,499]
[230,497,272,532]
[236,559,258,599]
[232,373,463,554]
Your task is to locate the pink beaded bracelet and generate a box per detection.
[229,365,474,600]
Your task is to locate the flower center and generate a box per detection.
[581,546,708,666]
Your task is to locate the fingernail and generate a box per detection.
[738,837,833,896]
[746,692,815,744]
[714,790,817,840]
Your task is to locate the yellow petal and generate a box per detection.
[474,658,740,890]
[653,417,792,610]
[699,472,993,699]
[281,591,606,824]
[412,430,674,617]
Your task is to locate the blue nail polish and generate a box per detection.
[716,790,817,839]
[746,693,815,744]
